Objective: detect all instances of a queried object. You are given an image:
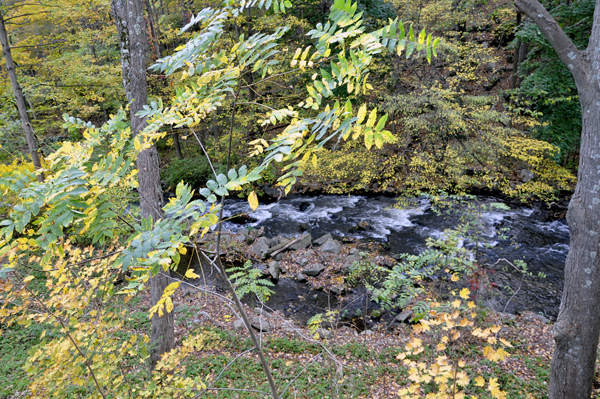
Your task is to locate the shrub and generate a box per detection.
[161,156,221,190]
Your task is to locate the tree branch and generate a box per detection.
[514,0,587,81]
[9,40,65,49]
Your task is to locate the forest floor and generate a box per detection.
[161,283,558,398]
[2,238,598,398]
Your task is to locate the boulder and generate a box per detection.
[263,184,282,199]
[299,222,310,232]
[299,202,311,212]
[290,233,312,250]
[302,263,325,277]
[296,257,310,267]
[329,285,345,295]
[321,239,342,255]
[268,261,280,279]
[314,233,333,246]
[342,255,359,272]
[269,236,281,248]
[234,319,246,331]
[521,311,549,324]
[297,273,308,283]
[251,317,273,332]
[254,308,273,318]
[395,310,413,323]
[273,253,284,261]
[316,328,332,339]
[252,237,271,259]
[255,263,270,277]
[519,169,534,183]
[357,221,371,231]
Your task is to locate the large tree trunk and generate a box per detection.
[514,0,600,397]
[0,9,43,182]
[112,0,174,371]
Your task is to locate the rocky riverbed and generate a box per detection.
[179,194,569,330]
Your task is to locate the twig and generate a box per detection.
[209,83,280,398]
[281,353,322,398]
[190,127,218,180]
[18,273,107,399]
[193,347,257,398]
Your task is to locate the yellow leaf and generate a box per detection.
[452,299,461,308]
[185,269,200,279]
[248,191,259,211]
[456,371,470,386]
[165,297,174,313]
[436,343,446,351]
[490,325,501,334]
[474,375,485,387]
[468,301,476,309]
[356,104,367,124]
[459,288,470,299]
[451,274,459,282]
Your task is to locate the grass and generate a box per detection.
[0,323,45,398]
[0,270,558,399]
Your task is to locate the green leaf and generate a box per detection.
[216,174,228,186]
[364,130,374,149]
[206,180,218,191]
[366,108,377,128]
[406,42,415,59]
[228,169,238,180]
[199,188,211,198]
[374,131,383,149]
[214,187,228,197]
[375,113,388,131]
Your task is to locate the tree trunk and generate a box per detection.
[143,0,161,59]
[514,0,600,397]
[172,129,183,159]
[0,9,43,182]
[511,12,522,89]
[112,0,174,371]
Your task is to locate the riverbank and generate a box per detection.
[217,193,569,320]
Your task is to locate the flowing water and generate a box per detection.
[220,194,568,322]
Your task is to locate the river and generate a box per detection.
[220,194,568,321]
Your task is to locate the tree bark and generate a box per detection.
[112,0,174,371]
[143,0,161,59]
[0,8,43,182]
[514,0,600,397]
[511,12,522,89]
[172,129,183,159]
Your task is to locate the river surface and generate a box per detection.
[220,194,569,321]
